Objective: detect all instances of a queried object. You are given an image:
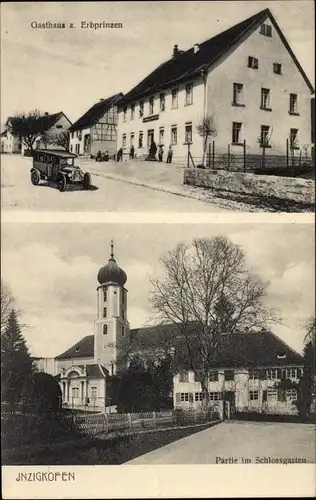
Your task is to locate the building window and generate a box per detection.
[130,133,135,147]
[72,387,79,398]
[286,368,298,379]
[289,93,298,114]
[249,390,259,401]
[138,131,143,148]
[290,128,299,148]
[248,56,259,69]
[149,96,154,115]
[160,93,165,112]
[139,100,144,117]
[260,88,271,110]
[180,392,189,402]
[224,370,234,381]
[103,324,108,335]
[194,392,203,402]
[171,88,178,109]
[249,369,260,380]
[266,369,281,380]
[131,104,135,120]
[267,388,278,401]
[121,326,125,337]
[209,371,218,382]
[260,23,272,37]
[184,122,192,144]
[71,132,74,139]
[121,309,125,320]
[122,134,127,148]
[179,372,189,383]
[103,288,107,302]
[159,127,164,145]
[233,83,244,105]
[285,389,297,401]
[209,392,221,401]
[171,126,178,145]
[91,387,97,400]
[103,307,107,318]
[232,122,242,144]
[260,125,271,147]
[273,63,282,75]
[123,106,127,122]
[185,84,193,105]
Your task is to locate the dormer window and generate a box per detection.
[248,56,258,69]
[75,347,80,353]
[277,353,286,359]
[260,23,272,37]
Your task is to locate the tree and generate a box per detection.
[1,280,15,333]
[44,130,70,150]
[7,110,49,152]
[21,372,62,413]
[196,114,217,166]
[149,236,279,407]
[303,316,316,346]
[1,310,34,409]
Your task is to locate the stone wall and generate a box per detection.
[183,168,315,205]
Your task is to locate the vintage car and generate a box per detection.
[30,150,91,192]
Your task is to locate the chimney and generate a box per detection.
[44,112,49,115]
[173,44,179,57]
[194,44,200,54]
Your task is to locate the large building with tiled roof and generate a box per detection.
[69,93,123,157]
[117,8,314,164]
[37,240,305,415]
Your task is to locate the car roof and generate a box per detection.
[35,149,78,159]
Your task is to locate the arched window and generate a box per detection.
[103,324,108,335]
[103,287,107,302]
[103,307,107,318]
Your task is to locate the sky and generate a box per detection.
[1,1,315,128]
[1,222,314,358]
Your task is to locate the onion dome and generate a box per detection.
[97,240,127,286]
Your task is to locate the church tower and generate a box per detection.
[94,241,130,376]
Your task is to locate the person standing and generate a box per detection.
[158,145,164,162]
[166,145,173,164]
[104,150,109,162]
[130,145,135,159]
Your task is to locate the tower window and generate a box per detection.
[103,307,107,318]
[103,288,107,302]
[103,324,108,335]
[121,309,125,320]
[121,326,125,337]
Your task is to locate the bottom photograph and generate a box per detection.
[1,222,315,465]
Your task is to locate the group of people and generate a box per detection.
[149,140,173,163]
[96,142,174,164]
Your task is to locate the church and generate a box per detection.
[47,241,304,415]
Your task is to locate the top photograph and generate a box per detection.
[1,1,315,213]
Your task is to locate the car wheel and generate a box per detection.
[58,174,67,192]
[31,169,40,186]
[83,172,91,190]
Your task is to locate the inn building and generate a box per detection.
[31,242,305,416]
[117,8,314,164]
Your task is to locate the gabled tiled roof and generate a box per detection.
[69,93,123,131]
[0,129,8,137]
[120,8,314,105]
[54,363,108,381]
[7,112,67,132]
[55,335,94,359]
[55,325,303,368]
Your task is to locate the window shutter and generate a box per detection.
[175,392,180,403]
[262,390,267,402]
